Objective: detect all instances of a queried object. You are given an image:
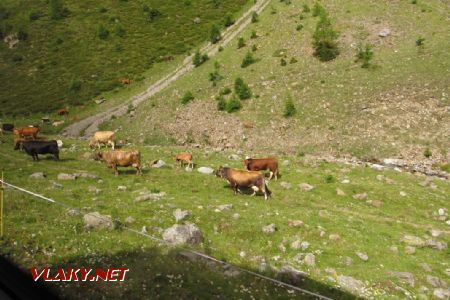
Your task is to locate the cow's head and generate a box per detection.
[14,140,23,150]
[94,152,103,161]
[216,166,228,178]
[89,138,96,149]
[243,158,252,167]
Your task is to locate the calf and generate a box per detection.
[14,140,59,161]
[216,166,271,200]
[243,157,279,180]
[13,126,40,140]
[89,131,115,150]
[57,108,69,115]
[175,153,194,168]
[96,150,141,176]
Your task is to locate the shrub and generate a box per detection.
[237,37,245,49]
[283,96,296,117]
[226,95,242,113]
[146,8,161,22]
[216,95,226,111]
[416,36,425,46]
[69,79,82,93]
[355,44,373,68]
[251,44,257,52]
[312,10,340,61]
[312,2,326,17]
[209,70,223,86]
[99,7,108,13]
[29,11,41,21]
[325,175,335,183]
[251,11,259,23]
[280,58,287,66]
[250,30,257,39]
[303,4,311,13]
[296,24,303,31]
[290,57,297,64]
[98,24,109,39]
[212,0,221,8]
[220,87,232,95]
[218,46,224,52]
[424,148,432,158]
[234,77,252,100]
[115,24,126,37]
[299,14,305,20]
[241,51,256,68]
[210,25,221,44]
[411,0,417,4]
[50,0,70,20]
[193,50,208,67]
[181,91,194,104]
[224,15,235,27]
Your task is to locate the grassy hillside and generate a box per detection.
[0,135,448,298]
[103,0,450,159]
[0,0,249,115]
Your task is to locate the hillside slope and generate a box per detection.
[104,0,449,161]
[0,0,249,114]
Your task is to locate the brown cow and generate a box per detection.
[13,126,40,140]
[243,157,279,180]
[121,78,130,85]
[175,153,194,168]
[216,166,271,200]
[96,150,142,176]
[89,131,115,150]
[57,108,69,115]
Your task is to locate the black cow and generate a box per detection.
[14,140,59,161]
[2,123,14,132]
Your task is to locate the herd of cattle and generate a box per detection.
[1,124,279,199]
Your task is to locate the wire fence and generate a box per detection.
[0,178,333,300]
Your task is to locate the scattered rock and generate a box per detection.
[280,181,292,189]
[193,17,201,24]
[389,246,399,253]
[288,220,304,227]
[342,257,353,266]
[232,213,240,220]
[151,160,166,168]
[304,253,315,267]
[356,252,368,261]
[282,160,289,166]
[87,186,101,194]
[278,243,286,253]
[223,265,241,277]
[425,239,447,251]
[426,275,448,288]
[388,271,415,286]
[378,29,391,37]
[30,172,46,179]
[228,154,241,160]
[337,275,366,295]
[300,241,310,250]
[290,240,302,250]
[400,191,407,197]
[325,267,337,277]
[420,263,432,273]
[162,224,203,246]
[329,234,341,241]
[336,188,346,196]
[262,223,277,234]
[185,166,193,172]
[438,208,446,216]
[173,209,191,222]
[353,193,368,200]
[57,173,77,180]
[125,216,135,224]
[277,265,307,285]
[367,200,384,207]
[341,179,350,184]
[215,204,233,212]
[401,235,425,247]
[74,172,98,179]
[197,167,215,174]
[319,210,330,218]
[66,209,80,217]
[299,183,314,191]
[135,191,166,202]
[430,229,442,237]
[51,181,63,189]
[83,212,116,230]
[117,185,127,191]
[405,246,416,254]
[433,288,450,299]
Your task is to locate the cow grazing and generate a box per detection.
[13,126,40,140]
[121,78,130,85]
[96,150,142,176]
[14,140,59,161]
[175,153,194,168]
[216,166,271,200]
[243,157,279,180]
[57,108,69,115]
[2,123,14,132]
[89,131,115,150]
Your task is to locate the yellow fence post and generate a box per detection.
[1,171,3,237]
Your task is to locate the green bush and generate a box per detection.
[296,24,304,31]
[226,95,242,113]
[210,24,221,44]
[220,87,232,95]
[251,11,259,23]
[416,36,425,46]
[181,91,194,104]
[115,24,126,37]
[209,70,223,86]
[146,8,161,22]
[312,10,340,61]
[224,15,235,27]
[193,50,208,67]
[325,175,335,183]
[250,30,257,39]
[238,37,246,49]
[50,0,70,20]
[355,44,374,68]
[98,24,109,40]
[29,11,41,21]
[283,96,296,117]
[424,148,432,158]
[241,51,256,68]
[69,79,82,93]
[216,95,226,111]
[280,58,287,66]
[251,44,257,52]
[234,77,252,100]
[312,2,326,17]
[303,4,311,13]
[290,57,297,64]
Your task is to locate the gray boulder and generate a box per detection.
[174,209,191,222]
[162,224,203,246]
[197,167,215,174]
[57,173,77,180]
[30,172,46,179]
[83,212,116,230]
[337,275,366,295]
[262,224,277,234]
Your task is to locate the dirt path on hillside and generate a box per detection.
[63,0,272,138]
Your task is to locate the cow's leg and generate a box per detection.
[35,153,39,161]
[113,164,118,176]
[251,186,259,196]
[136,166,142,175]
[269,171,274,180]
[54,152,60,160]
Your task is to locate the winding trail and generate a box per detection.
[63,0,271,138]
